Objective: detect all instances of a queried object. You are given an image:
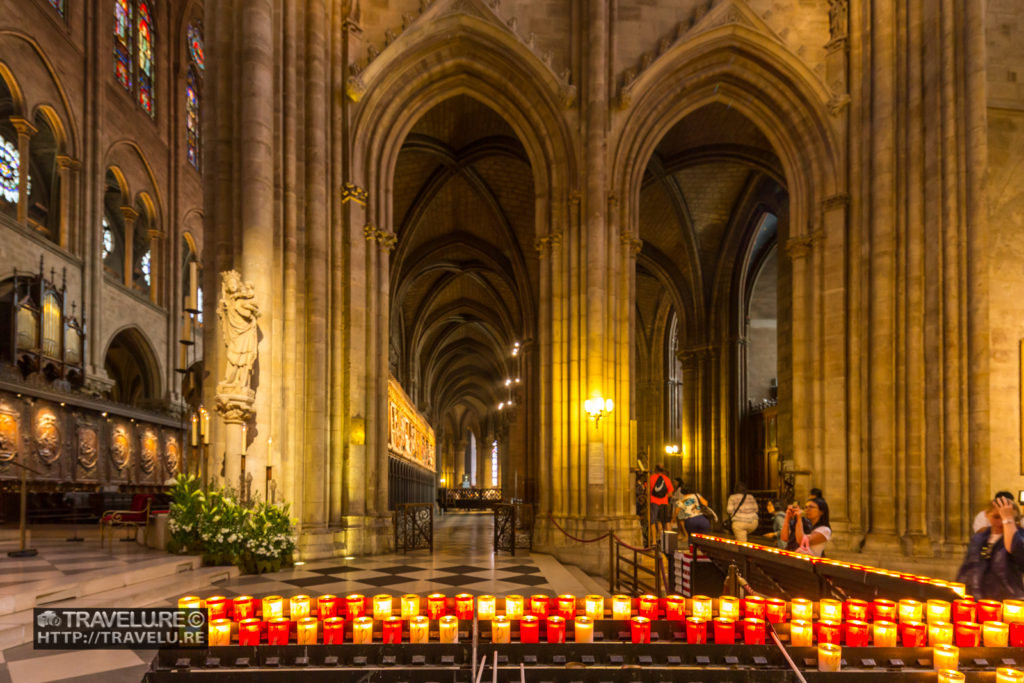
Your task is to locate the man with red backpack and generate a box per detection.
[648,464,674,543]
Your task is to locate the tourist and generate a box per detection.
[973,490,1019,533]
[781,496,831,556]
[724,483,760,543]
[763,499,787,548]
[669,478,686,534]
[648,465,674,541]
[674,482,711,537]
[957,495,1024,600]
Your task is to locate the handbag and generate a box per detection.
[723,493,749,535]
[699,502,719,530]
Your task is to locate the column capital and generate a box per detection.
[619,231,642,255]
[341,182,368,205]
[56,154,81,171]
[533,230,563,256]
[8,116,37,137]
[363,223,397,251]
[119,205,140,223]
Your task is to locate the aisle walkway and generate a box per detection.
[0,512,606,683]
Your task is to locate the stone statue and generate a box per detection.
[828,0,848,41]
[217,270,260,392]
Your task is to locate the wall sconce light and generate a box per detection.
[584,397,613,425]
[664,444,679,455]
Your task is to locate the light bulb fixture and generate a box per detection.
[584,397,614,425]
[664,444,679,455]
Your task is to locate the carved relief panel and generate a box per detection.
[165,436,180,476]
[34,410,61,467]
[110,424,132,473]
[0,408,20,469]
[76,422,99,481]
[140,429,158,478]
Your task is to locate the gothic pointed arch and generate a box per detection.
[102,325,162,407]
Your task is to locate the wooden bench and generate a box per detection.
[99,493,154,548]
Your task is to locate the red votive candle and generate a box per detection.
[1010,622,1024,647]
[268,618,291,645]
[844,599,869,622]
[954,621,981,647]
[383,616,403,643]
[238,618,261,645]
[546,616,566,643]
[765,598,787,624]
[844,620,870,647]
[455,594,474,621]
[952,599,977,623]
[816,620,842,646]
[713,617,736,644]
[686,617,707,643]
[665,595,686,620]
[322,616,345,644]
[346,594,366,620]
[520,615,539,643]
[556,595,576,620]
[638,595,659,620]
[427,594,447,620]
[900,620,927,647]
[630,616,651,644]
[873,599,897,622]
[743,596,766,620]
[978,600,1002,623]
[317,595,338,619]
[232,596,254,621]
[206,597,228,621]
[530,595,550,618]
[743,617,766,644]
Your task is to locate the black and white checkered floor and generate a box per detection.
[0,512,606,683]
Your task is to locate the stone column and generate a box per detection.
[10,117,36,226]
[120,206,137,289]
[56,155,79,250]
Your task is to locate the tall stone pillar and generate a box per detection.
[120,206,137,289]
[10,117,35,226]
[55,155,78,250]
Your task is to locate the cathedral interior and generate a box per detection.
[0,0,1023,599]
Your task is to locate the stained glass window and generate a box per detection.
[187,22,204,71]
[140,250,152,286]
[196,286,203,325]
[137,1,154,116]
[114,0,132,91]
[186,70,199,169]
[0,134,19,203]
[102,217,114,259]
[49,0,65,16]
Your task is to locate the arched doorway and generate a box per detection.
[104,327,161,408]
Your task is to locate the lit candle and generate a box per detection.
[872,599,897,622]
[585,595,605,620]
[1003,600,1024,624]
[322,617,344,644]
[898,599,923,623]
[401,594,420,620]
[455,594,474,620]
[927,599,952,624]
[791,598,814,621]
[872,620,898,647]
[556,595,577,620]
[817,643,842,672]
[317,595,338,619]
[477,595,496,621]
[262,596,283,620]
[205,596,228,621]
[692,595,714,621]
[267,617,290,645]
[232,596,254,621]
[933,644,959,671]
[790,620,814,647]
[574,616,593,643]
[928,621,954,646]
[346,594,366,620]
[766,598,787,624]
[954,621,981,647]
[938,671,966,683]
[843,599,869,622]
[817,620,841,646]
[504,595,524,620]
[612,595,632,620]
[630,616,651,644]
[546,616,566,643]
[997,668,1024,683]
[190,414,198,447]
[491,616,511,643]
[238,618,260,645]
[978,599,1002,623]
[843,620,869,647]
[209,618,231,646]
[983,621,1010,647]
[686,617,707,644]
[638,594,659,620]
[665,595,686,620]
[718,596,739,621]
[290,595,311,621]
[427,594,447,619]
[352,616,374,644]
[383,616,403,643]
[900,620,927,647]
[519,615,539,643]
[1011,622,1024,647]
[241,424,247,456]
[178,596,201,610]
[952,599,977,623]
[297,617,318,645]
[743,617,765,645]
[409,616,429,643]
[818,598,842,622]
[439,615,459,643]
[201,409,210,445]
[373,594,393,621]
[713,617,735,644]
[530,594,550,618]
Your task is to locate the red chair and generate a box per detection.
[99,494,153,548]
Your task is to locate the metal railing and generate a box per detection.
[493,503,533,556]
[393,502,433,553]
[610,534,664,596]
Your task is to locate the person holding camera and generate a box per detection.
[780,496,831,556]
[956,495,1024,600]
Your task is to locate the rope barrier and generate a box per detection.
[545,514,612,544]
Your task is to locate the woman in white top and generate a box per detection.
[725,484,761,543]
[780,496,832,557]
